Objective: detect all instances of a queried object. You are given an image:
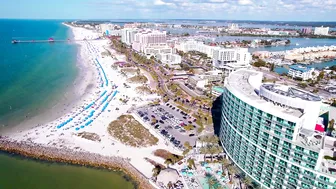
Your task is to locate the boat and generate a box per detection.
[11,40,18,44]
[296,43,299,46]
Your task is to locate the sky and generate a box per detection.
[1,0,336,21]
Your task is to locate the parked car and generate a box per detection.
[189,134,195,137]
[155,125,160,129]
[159,120,164,124]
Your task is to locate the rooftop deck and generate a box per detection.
[226,69,304,118]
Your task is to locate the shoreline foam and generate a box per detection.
[1,24,183,189]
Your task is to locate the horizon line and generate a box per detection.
[1,18,336,23]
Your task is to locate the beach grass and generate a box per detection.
[127,75,148,84]
[135,86,152,95]
[153,149,183,165]
[108,115,158,147]
[76,132,101,142]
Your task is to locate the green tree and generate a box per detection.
[184,124,194,131]
[332,100,336,107]
[298,82,308,89]
[152,166,161,177]
[253,59,266,67]
[317,71,325,81]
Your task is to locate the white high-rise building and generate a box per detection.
[212,48,251,76]
[314,26,329,36]
[132,29,167,52]
[175,40,219,58]
[175,40,251,75]
[131,29,174,57]
[121,28,138,46]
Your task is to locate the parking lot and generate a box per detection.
[136,103,199,150]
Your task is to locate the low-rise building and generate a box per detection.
[188,76,208,89]
[201,70,224,83]
[100,23,121,36]
[314,26,329,35]
[288,65,315,80]
[155,53,181,65]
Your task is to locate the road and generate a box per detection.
[256,68,334,99]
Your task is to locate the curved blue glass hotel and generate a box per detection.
[219,69,336,189]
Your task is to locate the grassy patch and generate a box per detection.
[108,115,159,147]
[127,75,148,84]
[135,86,152,95]
[144,157,166,169]
[121,68,139,74]
[177,105,191,113]
[153,149,183,165]
[76,132,101,142]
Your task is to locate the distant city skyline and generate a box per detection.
[2,0,336,22]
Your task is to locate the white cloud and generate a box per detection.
[238,0,253,5]
[86,0,336,21]
[154,0,174,6]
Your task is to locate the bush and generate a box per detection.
[154,149,183,165]
[253,59,266,67]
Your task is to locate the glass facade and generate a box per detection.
[219,88,335,189]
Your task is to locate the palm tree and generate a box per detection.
[242,176,253,189]
[208,145,220,162]
[227,165,239,183]
[221,158,232,175]
[206,176,217,189]
[199,146,208,160]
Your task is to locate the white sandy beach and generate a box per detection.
[5,25,181,180]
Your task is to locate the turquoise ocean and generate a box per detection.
[0,19,78,129]
[0,19,136,188]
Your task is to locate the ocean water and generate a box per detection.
[0,19,78,129]
[0,20,135,188]
[0,152,135,189]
